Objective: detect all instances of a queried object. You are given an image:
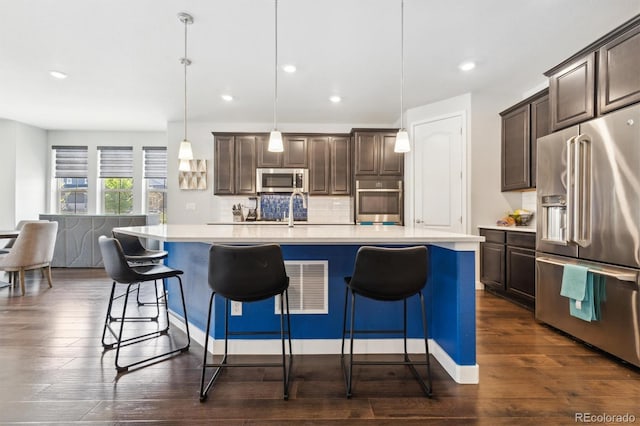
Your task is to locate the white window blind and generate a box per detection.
[52,145,88,178]
[143,147,167,179]
[98,146,133,178]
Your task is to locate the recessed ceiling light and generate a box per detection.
[458,61,476,72]
[49,70,68,79]
[221,94,233,102]
[329,95,342,103]
[282,64,296,73]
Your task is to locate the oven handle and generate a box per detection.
[355,188,402,193]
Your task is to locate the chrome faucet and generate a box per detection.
[288,189,307,227]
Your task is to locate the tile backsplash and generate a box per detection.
[209,194,353,224]
[260,193,307,221]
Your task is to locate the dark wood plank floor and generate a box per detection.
[1,269,638,425]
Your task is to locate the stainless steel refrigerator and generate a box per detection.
[536,103,640,367]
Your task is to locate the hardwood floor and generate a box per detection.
[1,268,638,424]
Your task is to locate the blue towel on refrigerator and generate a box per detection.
[560,264,605,322]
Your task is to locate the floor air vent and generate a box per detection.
[276,261,328,314]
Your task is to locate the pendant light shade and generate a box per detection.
[394,0,410,153]
[268,0,282,153]
[178,159,192,172]
[395,130,411,153]
[177,12,194,164]
[268,130,284,152]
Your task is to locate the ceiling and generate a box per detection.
[1,0,639,131]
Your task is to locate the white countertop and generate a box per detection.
[478,225,536,233]
[115,224,484,251]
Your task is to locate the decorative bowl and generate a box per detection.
[508,212,533,226]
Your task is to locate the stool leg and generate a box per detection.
[347,291,356,398]
[114,283,134,372]
[101,281,117,348]
[403,298,409,362]
[280,290,288,400]
[199,291,215,401]
[419,291,433,397]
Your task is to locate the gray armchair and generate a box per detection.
[0,221,58,295]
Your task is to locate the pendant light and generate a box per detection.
[395,0,410,153]
[268,0,284,152]
[178,12,194,171]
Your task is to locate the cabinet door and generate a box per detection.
[480,242,505,288]
[506,246,536,302]
[283,136,308,168]
[354,133,378,175]
[330,136,351,195]
[235,136,256,194]
[214,135,235,195]
[308,137,330,195]
[501,104,531,191]
[530,94,550,188]
[379,133,403,176]
[598,24,640,114]
[549,52,596,131]
[257,135,282,168]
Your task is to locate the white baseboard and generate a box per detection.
[169,312,479,385]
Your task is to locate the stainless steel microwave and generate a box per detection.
[256,168,309,193]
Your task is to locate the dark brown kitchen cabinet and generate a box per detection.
[598,23,640,114]
[330,136,351,195]
[352,129,403,177]
[308,135,351,195]
[500,89,549,191]
[480,228,536,309]
[256,134,308,168]
[257,135,282,168]
[308,137,330,195]
[545,15,640,129]
[213,133,256,195]
[548,53,596,131]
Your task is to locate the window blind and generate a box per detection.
[143,146,167,179]
[98,146,133,178]
[52,145,88,178]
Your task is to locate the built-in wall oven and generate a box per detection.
[355,179,403,224]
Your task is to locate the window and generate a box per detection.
[52,146,88,214]
[98,146,133,214]
[143,146,167,223]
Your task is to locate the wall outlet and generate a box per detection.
[231,301,242,316]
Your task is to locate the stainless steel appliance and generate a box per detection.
[536,103,640,367]
[355,179,403,224]
[256,168,308,193]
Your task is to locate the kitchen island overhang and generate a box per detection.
[113,224,483,384]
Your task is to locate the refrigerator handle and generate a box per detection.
[566,136,576,244]
[574,134,592,247]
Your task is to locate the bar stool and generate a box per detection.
[200,244,293,402]
[341,245,432,398]
[98,235,190,372]
[112,231,168,308]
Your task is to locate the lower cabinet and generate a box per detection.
[480,228,536,309]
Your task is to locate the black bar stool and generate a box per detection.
[112,231,168,308]
[341,245,432,398]
[98,235,190,372]
[200,244,293,402]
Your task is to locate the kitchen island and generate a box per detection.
[113,224,483,384]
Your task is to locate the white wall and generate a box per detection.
[0,119,47,228]
[403,93,471,230]
[166,120,389,224]
[46,130,166,214]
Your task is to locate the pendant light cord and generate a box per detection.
[274,0,278,130]
[183,18,189,142]
[400,0,404,130]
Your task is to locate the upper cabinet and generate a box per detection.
[545,15,640,131]
[308,136,351,195]
[500,89,550,191]
[256,135,308,168]
[352,129,403,177]
[598,23,640,114]
[213,133,256,195]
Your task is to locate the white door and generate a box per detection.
[413,114,465,233]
